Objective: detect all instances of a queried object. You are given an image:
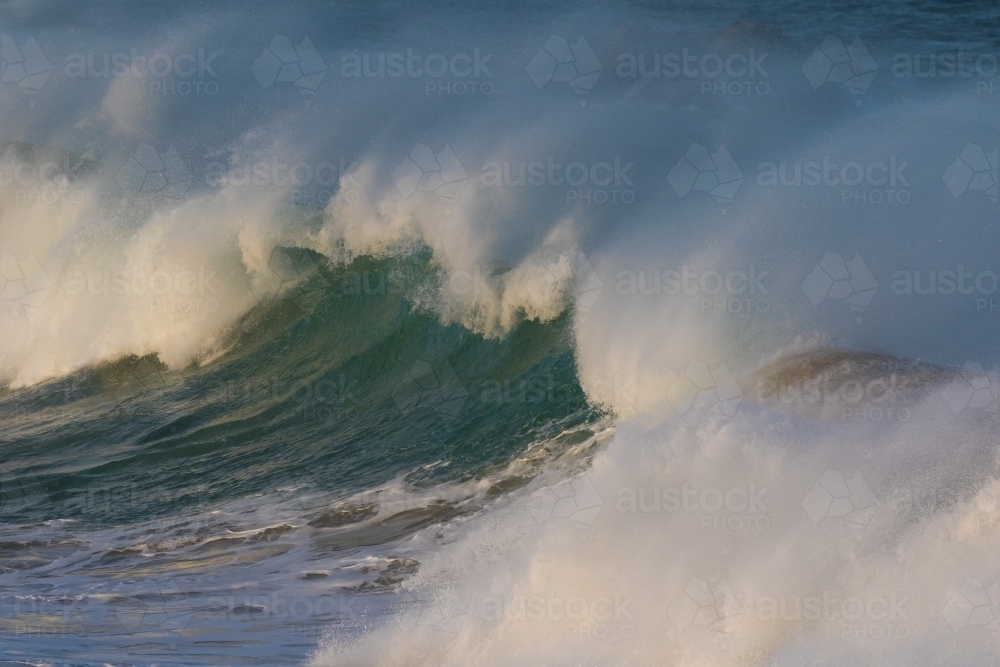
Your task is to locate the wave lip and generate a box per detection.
[744,349,958,420]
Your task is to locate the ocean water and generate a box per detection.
[1,1,999,665]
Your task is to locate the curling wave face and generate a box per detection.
[1,1,999,665]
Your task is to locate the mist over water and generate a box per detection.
[0,1,999,665]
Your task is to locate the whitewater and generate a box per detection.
[1,1,999,665]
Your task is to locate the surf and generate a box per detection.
[1,4,999,666]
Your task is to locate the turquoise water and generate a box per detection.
[1,251,604,664]
[2,252,596,528]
